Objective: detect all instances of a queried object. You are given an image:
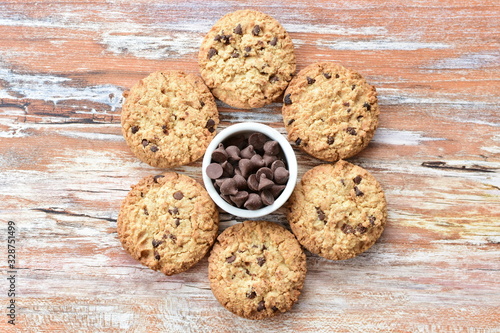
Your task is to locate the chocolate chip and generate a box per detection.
[175,218,180,227]
[214,178,227,188]
[244,46,251,52]
[207,47,218,59]
[262,153,278,166]
[234,24,243,35]
[247,174,259,192]
[369,216,376,225]
[341,224,355,234]
[346,127,357,135]
[168,207,178,215]
[316,207,326,221]
[354,186,364,197]
[220,178,238,196]
[206,163,223,179]
[244,193,262,210]
[162,125,169,135]
[226,145,241,162]
[353,175,362,184]
[343,102,350,107]
[335,74,340,78]
[256,167,273,181]
[230,191,249,207]
[269,36,278,46]
[173,191,184,200]
[226,255,236,263]
[248,133,268,150]
[233,174,247,190]
[261,190,274,206]
[363,102,371,111]
[258,174,274,191]
[257,300,266,311]
[212,143,228,163]
[272,306,279,312]
[240,145,256,159]
[323,73,332,79]
[221,160,234,177]
[141,139,149,147]
[206,118,216,129]
[218,34,231,44]
[152,239,163,248]
[295,138,302,145]
[356,224,368,234]
[257,257,266,266]
[131,126,139,134]
[327,136,335,145]
[153,174,164,183]
[154,251,160,260]
[307,76,316,84]
[246,290,257,299]
[270,184,286,197]
[352,84,356,90]
[252,25,260,36]
[150,145,158,152]
[143,208,149,215]
[269,75,279,83]
[274,167,289,185]
[284,94,292,105]
[271,160,285,172]
[263,141,280,155]
[287,119,295,125]
[238,159,254,178]
[231,52,239,58]
[250,154,266,168]
[221,194,232,204]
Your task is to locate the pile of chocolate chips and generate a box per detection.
[206,132,289,210]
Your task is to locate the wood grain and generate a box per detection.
[1,0,499,332]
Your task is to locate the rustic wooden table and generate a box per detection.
[1,1,499,332]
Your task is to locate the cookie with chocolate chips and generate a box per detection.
[198,10,296,109]
[121,71,219,168]
[286,161,387,260]
[282,62,379,161]
[208,221,306,320]
[117,172,219,275]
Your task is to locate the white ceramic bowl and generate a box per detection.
[202,122,297,218]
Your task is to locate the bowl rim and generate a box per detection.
[202,122,297,218]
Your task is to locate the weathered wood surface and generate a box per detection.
[1,0,499,332]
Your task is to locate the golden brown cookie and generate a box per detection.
[121,71,219,168]
[286,161,387,260]
[208,221,306,320]
[198,10,296,109]
[282,62,379,161]
[117,172,219,275]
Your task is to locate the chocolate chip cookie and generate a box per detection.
[282,62,379,161]
[286,161,387,260]
[208,221,306,319]
[198,10,296,109]
[121,71,219,168]
[117,172,219,275]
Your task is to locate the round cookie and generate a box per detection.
[286,161,387,260]
[198,10,296,109]
[282,62,379,161]
[117,172,219,276]
[208,221,306,320]
[121,71,219,168]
